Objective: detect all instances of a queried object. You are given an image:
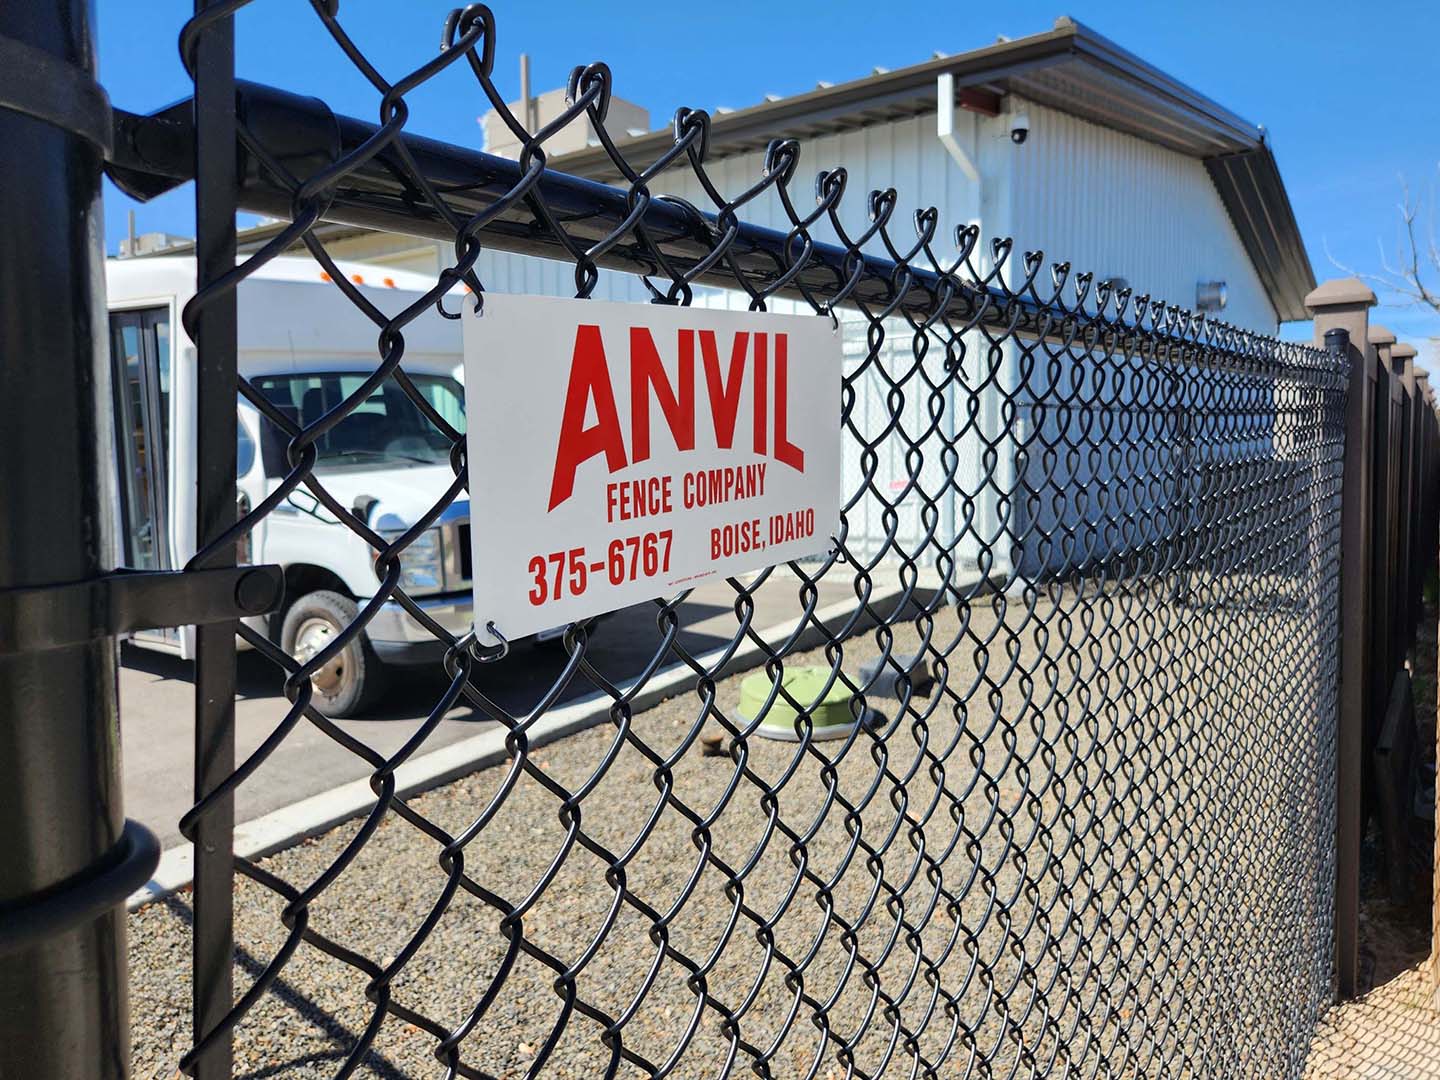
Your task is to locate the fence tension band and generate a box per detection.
[0,32,112,156]
[0,564,285,654]
[0,819,161,957]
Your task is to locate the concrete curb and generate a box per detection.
[128,575,974,910]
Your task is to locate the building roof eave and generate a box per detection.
[1205,145,1316,323]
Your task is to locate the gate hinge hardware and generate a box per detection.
[0,565,284,655]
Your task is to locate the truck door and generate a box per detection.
[109,305,177,646]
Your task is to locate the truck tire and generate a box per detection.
[280,590,387,718]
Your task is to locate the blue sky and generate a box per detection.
[100,1,1439,351]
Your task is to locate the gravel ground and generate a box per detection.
[1304,882,1438,1080]
[1305,602,1439,1080]
[1304,962,1440,1080]
[128,570,1337,1079]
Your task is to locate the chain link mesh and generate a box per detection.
[171,4,1345,1077]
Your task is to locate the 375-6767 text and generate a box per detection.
[527,531,673,606]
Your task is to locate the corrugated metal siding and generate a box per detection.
[1001,97,1279,575]
[596,112,985,269]
[470,249,648,303]
[1006,96,1277,332]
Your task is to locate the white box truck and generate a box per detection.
[106,254,478,717]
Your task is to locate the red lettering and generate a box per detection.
[701,330,748,449]
[631,327,695,464]
[549,324,627,511]
[753,332,768,455]
[774,333,804,472]
[552,323,805,512]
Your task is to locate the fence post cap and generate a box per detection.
[1304,278,1376,310]
[1392,342,1418,360]
[1366,324,1397,346]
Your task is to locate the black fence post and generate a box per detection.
[1306,279,1377,999]
[187,2,239,1078]
[1367,327,1397,794]
[1394,343,1422,645]
[0,2,155,1076]
[1416,367,1437,604]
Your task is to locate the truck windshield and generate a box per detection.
[252,372,464,474]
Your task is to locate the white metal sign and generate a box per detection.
[463,294,841,646]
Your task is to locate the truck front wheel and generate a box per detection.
[281,590,387,718]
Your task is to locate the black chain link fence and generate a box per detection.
[159,4,1345,1077]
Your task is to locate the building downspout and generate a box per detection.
[938,72,1001,589]
[936,72,980,183]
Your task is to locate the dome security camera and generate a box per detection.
[1009,111,1030,145]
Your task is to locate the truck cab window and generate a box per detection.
[252,372,464,476]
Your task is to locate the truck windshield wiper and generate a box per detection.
[320,450,387,463]
[385,452,441,464]
[323,449,441,465]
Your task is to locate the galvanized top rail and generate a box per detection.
[109,81,1337,381]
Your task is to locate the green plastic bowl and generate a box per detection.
[738,666,859,742]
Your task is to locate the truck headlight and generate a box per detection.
[383,527,443,594]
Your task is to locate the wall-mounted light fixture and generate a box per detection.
[1196,280,1228,313]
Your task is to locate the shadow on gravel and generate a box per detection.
[158,896,413,1080]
